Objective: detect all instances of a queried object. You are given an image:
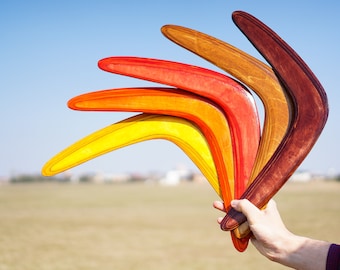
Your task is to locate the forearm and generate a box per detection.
[273,235,331,270]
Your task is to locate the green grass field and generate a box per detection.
[0,181,339,269]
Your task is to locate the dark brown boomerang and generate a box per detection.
[221,11,329,231]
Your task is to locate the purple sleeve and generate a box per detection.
[326,244,340,270]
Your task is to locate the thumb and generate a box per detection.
[230,199,261,226]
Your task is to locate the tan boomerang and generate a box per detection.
[67,87,235,203]
[42,113,221,196]
[160,24,291,250]
[161,24,291,184]
[221,11,328,231]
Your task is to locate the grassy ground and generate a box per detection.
[0,181,339,270]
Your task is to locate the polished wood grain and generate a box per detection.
[221,11,329,231]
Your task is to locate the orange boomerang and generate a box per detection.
[97,57,260,199]
[68,87,235,204]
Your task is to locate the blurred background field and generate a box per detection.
[0,181,339,270]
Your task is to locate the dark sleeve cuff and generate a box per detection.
[326,244,340,270]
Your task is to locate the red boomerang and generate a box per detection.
[97,56,260,199]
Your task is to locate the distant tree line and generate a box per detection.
[9,174,69,183]
[7,172,340,183]
[8,173,148,183]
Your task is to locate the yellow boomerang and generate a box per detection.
[42,113,221,196]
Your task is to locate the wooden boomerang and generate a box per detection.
[160,24,291,249]
[220,11,329,231]
[97,57,260,199]
[42,113,221,196]
[161,24,291,184]
[68,87,235,203]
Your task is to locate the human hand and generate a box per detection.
[213,199,331,270]
[214,199,293,260]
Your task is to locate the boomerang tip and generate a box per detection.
[160,25,197,50]
[41,160,62,177]
[97,56,147,73]
[231,232,249,252]
[42,152,87,177]
[67,93,100,111]
[161,24,181,37]
[41,167,53,177]
[97,57,114,71]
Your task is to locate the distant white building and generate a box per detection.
[289,171,313,182]
[160,166,192,186]
[92,172,130,183]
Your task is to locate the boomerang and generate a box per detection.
[68,87,235,203]
[220,11,328,231]
[160,24,291,183]
[42,113,221,196]
[160,24,292,249]
[97,56,260,198]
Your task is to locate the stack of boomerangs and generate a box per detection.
[42,11,328,252]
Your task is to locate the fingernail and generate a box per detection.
[230,200,237,207]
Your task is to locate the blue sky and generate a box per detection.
[1,1,339,178]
